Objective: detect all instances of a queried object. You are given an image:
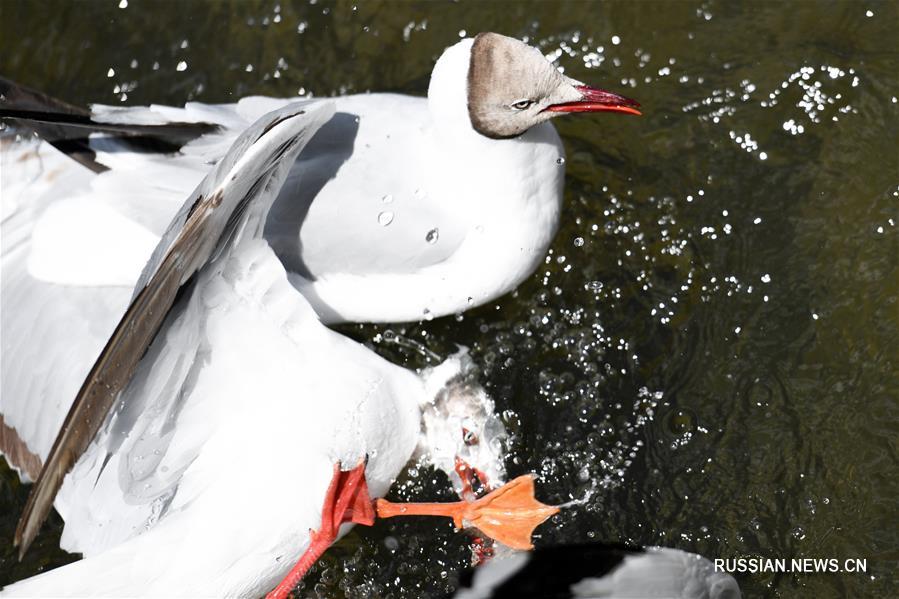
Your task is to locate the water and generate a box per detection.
[1,1,896,597]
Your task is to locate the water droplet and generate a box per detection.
[381,194,393,203]
[425,228,439,244]
[467,296,474,305]
[423,308,434,321]
[574,237,584,247]
[666,409,696,435]
[378,211,394,226]
[556,156,566,165]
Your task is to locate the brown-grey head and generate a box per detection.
[467,32,641,139]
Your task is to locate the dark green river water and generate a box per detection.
[1,1,896,597]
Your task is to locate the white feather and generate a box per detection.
[2,101,508,596]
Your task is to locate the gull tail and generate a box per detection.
[0,77,218,172]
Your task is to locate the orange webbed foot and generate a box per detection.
[376,475,559,551]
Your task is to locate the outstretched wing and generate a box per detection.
[14,99,336,557]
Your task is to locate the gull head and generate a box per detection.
[417,350,507,500]
[429,32,640,140]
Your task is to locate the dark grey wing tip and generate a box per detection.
[0,76,91,117]
[1,76,222,171]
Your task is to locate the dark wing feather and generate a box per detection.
[14,99,334,558]
[14,202,212,557]
[0,76,218,172]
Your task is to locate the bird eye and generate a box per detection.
[462,428,479,445]
[510,99,534,111]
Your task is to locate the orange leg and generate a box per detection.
[267,459,375,599]
[266,470,556,598]
[453,457,494,564]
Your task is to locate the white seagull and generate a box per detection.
[0,32,639,324]
[1,31,637,514]
[0,31,639,594]
[1,30,637,496]
[1,100,511,597]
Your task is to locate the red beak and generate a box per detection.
[455,456,491,502]
[546,85,642,116]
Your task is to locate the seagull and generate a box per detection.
[1,100,513,597]
[0,33,639,496]
[0,31,640,327]
[1,30,638,507]
[449,543,741,599]
[0,31,639,594]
